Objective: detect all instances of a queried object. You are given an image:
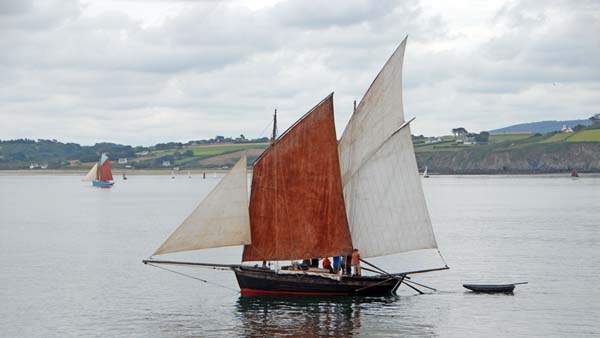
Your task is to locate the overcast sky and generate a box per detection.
[1,0,599,145]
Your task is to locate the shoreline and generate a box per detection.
[1,170,599,177]
[0,169,233,176]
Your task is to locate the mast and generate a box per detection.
[272,109,278,144]
[96,156,101,180]
[263,108,278,268]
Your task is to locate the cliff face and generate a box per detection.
[416,143,600,174]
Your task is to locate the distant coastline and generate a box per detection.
[0,169,233,176]
[2,120,599,173]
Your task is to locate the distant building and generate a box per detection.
[118,158,128,164]
[560,125,573,133]
[125,165,132,169]
[464,137,477,145]
[40,164,48,169]
[29,163,39,169]
[136,151,149,156]
[425,137,443,144]
[591,113,600,125]
[173,166,180,171]
[162,160,171,167]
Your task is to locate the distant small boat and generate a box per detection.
[123,173,127,180]
[423,166,429,178]
[171,170,175,179]
[83,153,114,188]
[571,169,579,177]
[463,282,527,293]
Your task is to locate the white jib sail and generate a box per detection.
[338,37,438,258]
[83,163,98,181]
[153,156,251,255]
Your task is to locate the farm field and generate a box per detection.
[566,129,600,142]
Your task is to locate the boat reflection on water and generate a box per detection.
[235,295,367,336]
[235,295,441,336]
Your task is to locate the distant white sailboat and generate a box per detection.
[424,166,429,178]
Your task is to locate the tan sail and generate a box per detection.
[83,163,98,181]
[242,94,353,262]
[153,156,251,255]
[338,37,438,258]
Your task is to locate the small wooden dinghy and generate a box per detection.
[463,282,527,293]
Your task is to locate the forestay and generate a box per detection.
[153,156,251,255]
[338,37,438,258]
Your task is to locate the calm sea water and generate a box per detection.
[0,174,598,337]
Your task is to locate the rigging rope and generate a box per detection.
[147,263,240,294]
[437,249,450,268]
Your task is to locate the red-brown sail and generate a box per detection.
[242,93,353,262]
[99,159,113,181]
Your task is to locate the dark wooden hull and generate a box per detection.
[463,284,516,293]
[233,266,401,296]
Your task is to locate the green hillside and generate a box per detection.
[0,138,269,170]
[415,126,600,173]
[2,125,599,173]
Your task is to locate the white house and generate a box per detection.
[463,137,477,145]
[162,160,171,167]
[118,158,128,164]
[560,125,573,133]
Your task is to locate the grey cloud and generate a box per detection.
[0,0,33,15]
[271,0,398,28]
[1,0,599,144]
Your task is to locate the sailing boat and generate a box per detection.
[571,169,579,177]
[423,166,429,178]
[83,153,114,187]
[144,38,447,296]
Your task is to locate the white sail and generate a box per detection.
[424,166,428,177]
[338,37,438,258]
[154,156,251,255]
[83,163,98,181]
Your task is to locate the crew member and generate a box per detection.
[322,257,332,273]
[333,256,342,274]
[351,249,361,276]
